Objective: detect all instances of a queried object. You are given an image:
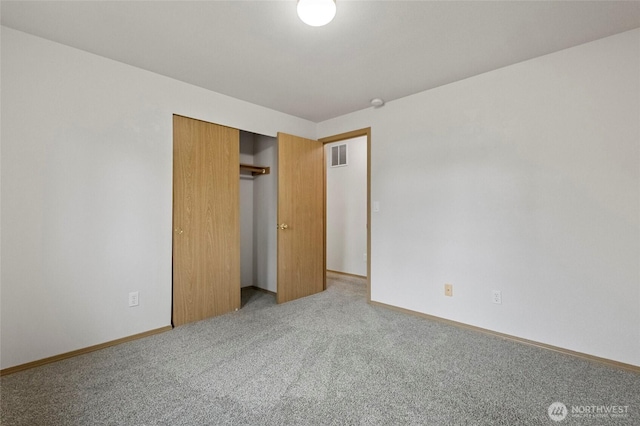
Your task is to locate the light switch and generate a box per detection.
[373,201,380,212]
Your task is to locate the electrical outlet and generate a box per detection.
[444,283,453,297]
[492,290,502,304]
[129,291,139,307]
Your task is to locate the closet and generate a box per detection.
[239,131,277,294]
[172,115,324,327]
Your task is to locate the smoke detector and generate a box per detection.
[371,98,385,108]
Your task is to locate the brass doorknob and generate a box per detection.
[175,228,183,234]
[277,223,289,230]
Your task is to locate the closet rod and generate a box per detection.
[240,163,270,176]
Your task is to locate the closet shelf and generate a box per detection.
[240,163,270,176]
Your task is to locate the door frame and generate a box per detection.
[319,128,371,302]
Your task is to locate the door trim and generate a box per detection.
[319,128,371,302]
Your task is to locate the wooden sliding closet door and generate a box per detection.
[172,115,240,326]
[277,132,325,304]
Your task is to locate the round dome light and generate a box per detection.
[297,0,337,27]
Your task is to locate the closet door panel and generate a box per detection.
[277,132,325,303]
[173,115,240,326]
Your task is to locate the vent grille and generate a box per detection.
[330,144,347,167]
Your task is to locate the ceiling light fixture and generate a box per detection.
[371,98,385,108]
[297,0,336,27]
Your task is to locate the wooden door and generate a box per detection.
[172,115,240,326]
[277,132,325,303]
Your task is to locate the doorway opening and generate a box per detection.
[320,128,371,301]
[239,130,278,307]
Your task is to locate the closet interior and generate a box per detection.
[239,131,278,295]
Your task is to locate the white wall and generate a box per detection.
[2,24,638,370]
[318,29,640,367]
[0,27,315,369]
[326,136,367,276]
[239,132,255,288]
[253,135,278,293]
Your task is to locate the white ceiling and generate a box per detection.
[2,1,639,122]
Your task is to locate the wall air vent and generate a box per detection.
[330,144,347,167]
